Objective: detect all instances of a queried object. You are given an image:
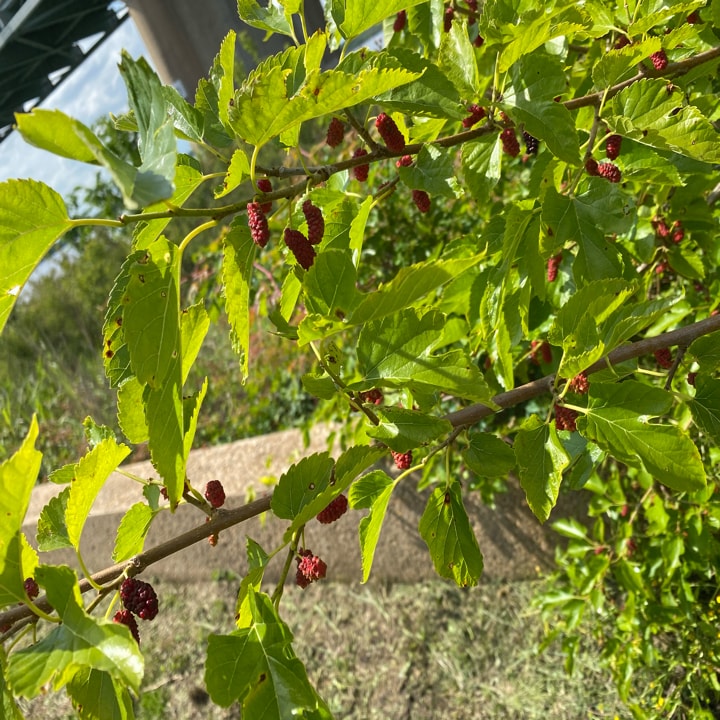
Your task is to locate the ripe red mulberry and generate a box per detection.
[585,157,600,176]
[284,228,316,270]
[376,113,406,153]
[317,494,349,524]
[605,134,622,160]
[352,148,369,182]
[296,549,327,588]
[412,189,431,214]
[247,202,270,248]
[568,372,589,394]
[500,128,520,157]
[24,577,39,600]
[523,131,539,155]
[547,253,562,282]
[671,220,684,244]
[530,340,552,366]
[204,479,226,509]
[326,117,344,148]
[256,178,273,213]
[391,450,413,470]
[462,104,486,129]
[597,162,621,183]
[554,405,579,432]
[360,388,383,405]
[113,609,140,644]
[654,348,673,369]
[396,155,413,168]
[302,200,325,245]
[650,49,668,71]
[393,10,407,32]
[120,577,159,621]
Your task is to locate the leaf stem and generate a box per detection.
[178,219,219,254]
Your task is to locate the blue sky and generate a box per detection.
[0,18,149,198]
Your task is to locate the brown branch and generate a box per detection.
[2,315,718,630]
[564,45,720,110]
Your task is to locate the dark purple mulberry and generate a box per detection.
[352,148,369,182]
[247,202,270,248]
[597,162,621,183]
[412,189,431,213]
[120,577,159,621]
[605,134,622,160]
[302,199,325,245]
[376,113,406,152]
[284,228,316,270]
[256,178,273,213]
[326,117,344,148]
[500,128,520,157]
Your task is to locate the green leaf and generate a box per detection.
[591,37,662,87]
[398,144,462,198]
[333,0,427,39]
[462,136,502,201]
[205,589,330,716]
[689,331,720,371]
[0,179,72,335]
[514,415,569,523]
[118,52,176,205]
[551,518,591,542]
[542,184,628,283]
[304,249,360,319]
[438,19,479,98]
[237,0,294,36]
[366,406,452,453]
[7,565,143,698]
[350,470,395,582]
[229,59,419,148]
[182,377,208,461]
[181,303,210,384]
[65,438,130,550]
[463,431,516,478]
[215,148,250,198]
[271,453,335,521]
[112,502,158,562]
[357,308,493,402]
[618,142,684,186]
[0,417,42,609]
[349,255,484,325]
[117,378,149,444]
[67,667,135,720]
[608,79,720,163]
[36,487,72,552]
[1,650,25,720]
[690,377,720,444]
[214,30,237,134]
[375,48,463,119]
[223,221,256,379]
[418,481,483,587]
[578,381,706,493]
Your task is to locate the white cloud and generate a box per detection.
[0,19,151,198]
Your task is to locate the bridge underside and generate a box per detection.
[0,0,127,143]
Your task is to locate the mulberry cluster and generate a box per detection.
[500,128,520,157]
[256,178,273,213]
[113,609,140,644]
[444,6,454,32]
[568,372,589,394]
[653,217,684,244]
[284,227,316,270]
[302,200,325,245]
[204,479,226,509]
[296,549,327,588]
[530,340,552,366]
[326,117,345,148]
[523,131,540,155]
[412,189,431,214]
[396,155,413,168]
[605,134,622,160]
[654,348,673,369]
[24,577,39,600]
[547,253,562,282]
[650,49,669,71]
[352,148,369,182]
[597,162,621,183]
[393,10,407,32]
[554,405,579,432]
[120,577,159,621]
[376,113,406,152]
[247,202,270,248]
[391,450,413,470]
[462,104,486,129]
[317,494,349,524]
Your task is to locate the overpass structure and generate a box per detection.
[0,0,327,145]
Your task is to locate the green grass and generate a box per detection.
[19,577,630,719]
